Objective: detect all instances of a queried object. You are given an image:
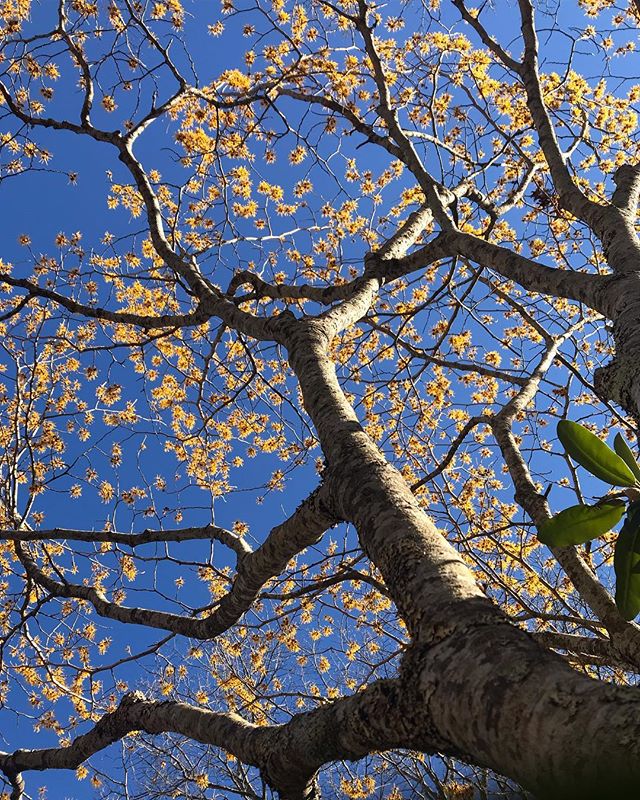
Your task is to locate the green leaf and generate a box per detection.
[614,433,640,482]
[614,502,640,621]
[557,420,637,487]
[538,501,626,547]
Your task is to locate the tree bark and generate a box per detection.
[594,273,640,425]
[280,317,640,799]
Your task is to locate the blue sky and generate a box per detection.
[0,0,636,797]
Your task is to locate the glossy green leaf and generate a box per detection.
[557,420,637,487]
[614,502,640,621]
[614,433,640,482]
[538,501,626,547]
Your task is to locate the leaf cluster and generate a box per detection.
[539,421,640,620]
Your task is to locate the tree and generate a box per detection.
[1,0,640,797]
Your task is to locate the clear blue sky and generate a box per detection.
[0,0,632,797]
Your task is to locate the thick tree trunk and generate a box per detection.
[282,319,640,799]
[403,624,640,799]
[595,272,640,425]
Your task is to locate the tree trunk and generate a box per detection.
[595,273,640,425]
[283,318,640,799]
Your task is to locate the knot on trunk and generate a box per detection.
[264,774,320,800]
[594,357,640,426]
[612,163,640,210]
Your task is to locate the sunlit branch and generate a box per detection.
[14,485,337,639]
[462,160,541,231]
[0,80,116,143]
[57,0,93,127]
[262,565,389,601]
[489,327,640,667]
[353,0,456,230]
[0,679,409,800]
[411,416,488,493]
[395,231,607,311]
[372,322,529,386]
[316,214,453,337]
[219,225,326,249]
[0,523,250,559]
[451,0,520,71]
[119,0,189,141]
[0,273,209,329]
[0,79,280,343]
[228,204,437,313]
[514,0,595,218]
[454,233,609,309]
[87,633,175,677]
[452,0,593,222]
[407,322,578,494]
[529,631,640,670]
[113,142,286,341]
[377,204,434,260]
[611,163,640,212]
[456,0,640,274]
[227,269,362,305]
[278,88,404,160]
[530,631,614,660]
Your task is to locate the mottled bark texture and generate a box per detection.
[281,319,640,799]
[594,273,640,424]
[225,91,640,800]
[0,683,414,800]
[8,197,640,800]
[6,1,640,798]
[17,316,631,800]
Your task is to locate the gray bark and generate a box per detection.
[279,318,640,799]
[5,2,640,798]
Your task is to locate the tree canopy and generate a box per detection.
[1,0,640,798]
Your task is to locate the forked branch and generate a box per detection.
[12,485,337,639]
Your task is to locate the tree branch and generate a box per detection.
[14,485,336,639]
[488,327,640,667]
[391,231,607,311]
[451,0,521,71]
[353,0,455,230]
[514,0,594,218]
[0,273,209,329]
[0,678,410,800]
[0,523,250,559]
